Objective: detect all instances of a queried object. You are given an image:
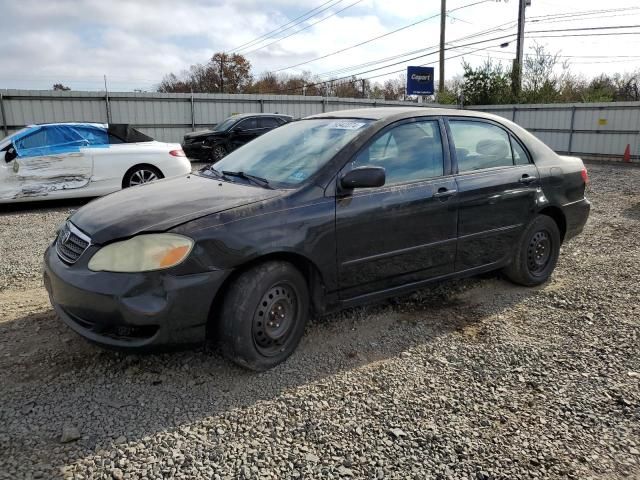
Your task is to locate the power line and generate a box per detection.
[314,20,640,80]
[313,20,516,78]
[229,0,341,53]
[528,5,640,22]
[261,25,640,94]
[262,32,518,93]
[270,4,637,80]
[271,0,493,73]
[241,0,364,56]
[527,24,640,34]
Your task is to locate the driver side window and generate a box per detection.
[352,120,444,186]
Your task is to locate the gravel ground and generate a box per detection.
[0,163,638,480]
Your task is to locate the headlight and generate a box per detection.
[88,234,194,273]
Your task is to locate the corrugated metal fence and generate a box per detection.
[0,89,421,144]
[1,89,638,162]
[473,102,640,162]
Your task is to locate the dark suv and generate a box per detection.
[182,113,292,162]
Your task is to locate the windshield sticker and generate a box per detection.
[289,171,307,181]
[326,121,367,130]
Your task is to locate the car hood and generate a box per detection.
[70,175,282,244]
[183,129,221,140]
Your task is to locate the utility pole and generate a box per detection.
[103,74,111,124]
[219,55,225,93]
[512,0,529,97]
[439,0,446,95]
[361,79,366,98]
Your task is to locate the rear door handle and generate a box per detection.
[433,187,457,199]
[519,174,537,184]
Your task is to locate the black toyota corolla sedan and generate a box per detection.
[44,107,590,370]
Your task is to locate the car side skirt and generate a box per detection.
[336,259,509,310]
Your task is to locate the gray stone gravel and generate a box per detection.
[0,163,639,479]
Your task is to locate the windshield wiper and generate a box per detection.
[199,165,225,178]
[222,171,273,189]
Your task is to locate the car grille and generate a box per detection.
[56,222,91,264]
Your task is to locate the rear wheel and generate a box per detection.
[503,215,561,286]
[123,165,163,188]
[219,261,309,371]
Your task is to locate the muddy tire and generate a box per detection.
[219,261,309,371]
[502,215,561,286]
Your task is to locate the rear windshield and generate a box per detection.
[201,118,372,187]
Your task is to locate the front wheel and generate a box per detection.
[502,215,561,286]
[210,145,228,163]
[218,261,309,371]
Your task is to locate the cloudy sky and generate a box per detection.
[1,0,639,92]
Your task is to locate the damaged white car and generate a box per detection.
[0,123,191,203]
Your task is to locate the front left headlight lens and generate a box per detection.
[88,234,194,273]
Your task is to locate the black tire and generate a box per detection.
[210,144,228,163]
[122,165,164,188]
[219,261,309,371]
[502,215,561,286]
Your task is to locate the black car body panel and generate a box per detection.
[182,113,293,161]
[71,174,282,244]
[44,107,590,349]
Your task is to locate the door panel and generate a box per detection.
[447,118,539,270]
[1,125,93,200]
[455,165,539,269]
[10,152,92,199]
[336,179,458,298]
[230,118,262,150]
[335,119,458,299]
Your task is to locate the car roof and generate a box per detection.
[231,113,292,119]
[306,106,502,121]
[27,122,107,129]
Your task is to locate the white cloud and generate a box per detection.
[0,0,639,91]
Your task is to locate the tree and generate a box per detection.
[436,77,463,105]
[52,83,70,91]
[379,75,405,101]
[521,43,568,103]
[158,52,253,93]
[459,59,513,105]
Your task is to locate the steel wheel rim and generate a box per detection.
[527,230,552,274]
[252,283,298,357]
[129,169,158,186]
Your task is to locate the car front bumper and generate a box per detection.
[43,244,228,349]
[181,142,210,161]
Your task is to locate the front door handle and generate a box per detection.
[519,174,537,184]
[433,187,457,199]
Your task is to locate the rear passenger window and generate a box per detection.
[259,117,280,129]
[236,118,257,130]
[510,136,530,165]
[449,121,513,172]
[352,120,444,185]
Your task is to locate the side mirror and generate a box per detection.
[340,166,385,190]
[4,145,17,163]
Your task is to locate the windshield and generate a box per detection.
[202,119,372,188]
[213,116,240,132]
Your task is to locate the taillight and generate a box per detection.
[169,149,186,157]
[581,167,589,184]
